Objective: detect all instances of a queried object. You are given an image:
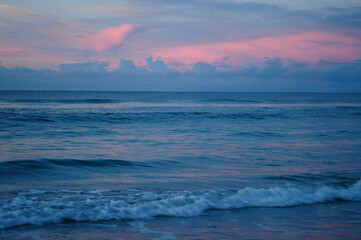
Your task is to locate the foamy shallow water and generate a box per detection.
[1,202,361,240]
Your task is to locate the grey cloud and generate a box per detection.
[146,56,178,73]
[322,8,361,28]
[245,58,361,83]
[255,58,284,79]
[318,60,361,83]
[189,62,216,73]
[59,62,109,72]
[118,59,149,73]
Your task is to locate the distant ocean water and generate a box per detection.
[0,91,360,239]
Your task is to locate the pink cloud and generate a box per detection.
[78,24,135,52]
[151,31,361,70]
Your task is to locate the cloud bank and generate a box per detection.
[1,58,360,92]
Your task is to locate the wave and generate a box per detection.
[0,180,360,229]
[11,98,115,104]
[266,174,359,187]
[0,159,148,176]
[199,98,261,104]
[0,111,288,125]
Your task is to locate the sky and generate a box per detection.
[0,0,361,91]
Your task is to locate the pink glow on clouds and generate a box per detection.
[0,4,20,11]
[152,32,361,70]
[0,3,35,15]
[0,48,32,55]
[0,4,11,9]
[78,24,135,52]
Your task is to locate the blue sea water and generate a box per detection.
[0,91,360,239]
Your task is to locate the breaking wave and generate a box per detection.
[1,180,360,229]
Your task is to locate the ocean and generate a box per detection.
[0,91,360,239]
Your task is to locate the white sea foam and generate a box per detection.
[1,180,360,229]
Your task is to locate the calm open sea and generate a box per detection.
[0,91,360,239]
